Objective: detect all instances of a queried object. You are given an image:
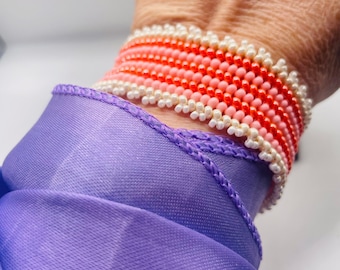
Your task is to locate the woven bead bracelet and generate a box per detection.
[93,24,313,210]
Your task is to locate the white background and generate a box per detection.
[1,1,339,269]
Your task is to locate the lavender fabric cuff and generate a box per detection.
[0,190,257,269]
[1,84,272,269]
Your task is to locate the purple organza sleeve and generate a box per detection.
[0,84,272,269]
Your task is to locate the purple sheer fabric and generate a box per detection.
[0,85,272,269]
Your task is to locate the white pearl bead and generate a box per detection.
[188,99,196,111]
[178,95,187,104]
[149,96,156,104]
[196,102,204,112]
[204,106,213,118]
[213,109,222,120]
[142,96,149,105]
[165,99,173,108]
[227,126,236,135]
[182,105,190,114]
[222,115,231,126]
[174,104,183,113]
[208,119,217,128]
[249,128,259,139]
[235,128,245,137]
[199,113,206,121]
[190,111,199,120]
[216,121,225,130]
[157,99,166,108]
[127,91,134,99]
[171,94,179,104]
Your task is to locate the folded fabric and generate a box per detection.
[0,84,272,269]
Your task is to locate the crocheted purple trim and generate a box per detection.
[52,84,263,257]
[174,129,266,164]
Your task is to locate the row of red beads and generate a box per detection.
[119,38,304,134]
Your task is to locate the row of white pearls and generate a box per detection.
[126,24,312,128]
[93,79,287,209]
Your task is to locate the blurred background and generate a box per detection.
[0,1,339,269]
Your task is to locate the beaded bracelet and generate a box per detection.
[93,24,312,210]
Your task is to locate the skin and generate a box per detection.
[130,0,340,131]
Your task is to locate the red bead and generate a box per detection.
[250,107,257,118]
[191,43,199,54]
[182,61,189,69]
[277,107,285,118]
[233,97,242,110]
[164,38,171,47]
[224,72,232,84]
[198,64,206,74]
[175,59,182,68]
[251,63,260,75]
[136,68,143,76]
[285,90,293,102]
[263,118,271,131]
[168,57,175,67]
[165,75,173,84]
[173,77,181,86]
[181,79,189,89]
[216,50,225,61]
[293,99,301,112]
[266,95,274,106]
[270,124,278,137]
[130,66,136,74]
[223,93,232,105]
[272,100,280,111]
[190,62,198,72]
[148,54,154,61]
[170,39,177,49]
[258,89,267,100]
[189,81,197,91]
[142,69,149,78]
[207,86,215,97]
[150,70,157,80]
[267,72,276,84]
[157,72,165,81]
[241,102,250,114]
[157,37,163,46]
[242,80,250,91]
[281,85,289,96]
[207,66,215,77]
[275,78,283,90]
[216,69,224,80]
[234,55,243,67]
[256,111,265,122]
[243,59,251,70]
[199,46,207,57]
[250,84,258,95]
[260,67,268,80]
[154,55,161,63]
[233,76,241,88]
[198,84,207,94]
[177,41,184,50]
[161,56,168,65]
[225,53,234,64]
[215,89,224,101]
[282,113,289,123]
[184,42,191,53]
[207,48,215,58]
